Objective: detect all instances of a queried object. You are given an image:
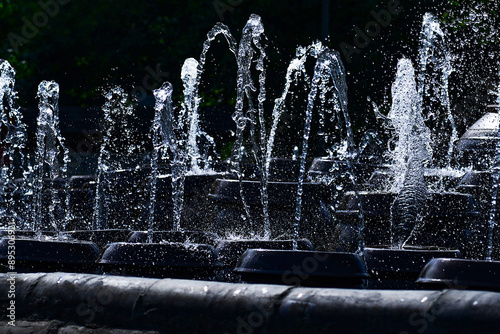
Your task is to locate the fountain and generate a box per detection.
[0,60,30,231]
[417,80,500,291]
[222,42,369,286]
[61,87,134,248]
[98,82,220,280]
[0,78,100,274]
[2,7,500,332]
[335,52,474,288]
[203,18,336,283]
[210,42,341,250]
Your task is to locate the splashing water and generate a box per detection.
[92,86,135,230]
[186,21,237,174]
[486,83,500,260]
[388,59,432,248]
[418,13,457,171]
[149,82,186,239]
[32,80,71,235]
[293,48,362,250]
[0,60,28,227]
[147,21,238,238]
[182,58,204,173]
[265,42,324,185]
[230,14,267,238]
[149,82,172,240]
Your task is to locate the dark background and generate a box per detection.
[0,0,498,173]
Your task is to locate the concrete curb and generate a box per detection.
[1,273,500,333]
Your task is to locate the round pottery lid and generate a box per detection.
[64,229,131,241]
[99,242,217,267]
[216,239,314,265]
[234,249,370,278]
[363,247,460,273]
[417,258,500,291]
[0,237,100,264]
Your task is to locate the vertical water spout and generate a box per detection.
[149,82,178,240]
[231,14,267,238]
[182,58,203,173]
[150,81,185,233]
[147,22,239,238]
[0,60,28,227]
[33,80,70,235]
[187,21,237,173]
[388,59,432,248]
[293,49,361,250]
[418,12,457,170]
[93,86,134,230]
[265,42,325,203]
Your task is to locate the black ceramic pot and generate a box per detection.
[335,191,480,256]
[456,170,500,260]
[179,173,228,231]
[104,168,223,231]
[98,242,219,280]
[104,168,153,230]
[417,258,500,292]
[268,158,301,181]
[0,230,57,238]
[456,170,492,210]
[0,230,33,239]
[234,249,369,288]
[62,229,132,248]
[66,188,94,230]
[209,179,335,250]
[0,237,100,273]
[128,230,219,246]
[65,175,96,230]
[228,158,309,181]
[363,246,460,289]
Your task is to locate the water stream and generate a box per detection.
[388,59,432,248]
[418,13,457,172]
[0,60,28,228]
[230,14,267,238]
[33,80,71,235]
[92,86,134,230]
